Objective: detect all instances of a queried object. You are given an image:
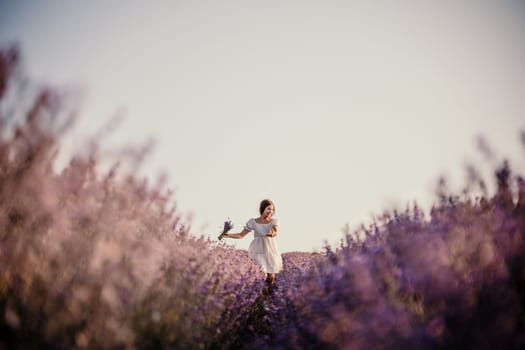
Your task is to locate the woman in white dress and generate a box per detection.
[222,199,283,291]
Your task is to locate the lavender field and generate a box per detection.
[2,47,525,349]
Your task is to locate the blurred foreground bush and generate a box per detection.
[270,152,525,349]
[0,47,267,349]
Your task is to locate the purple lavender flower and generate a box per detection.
[218,219,233,240]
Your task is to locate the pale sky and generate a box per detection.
[1,1,524,252]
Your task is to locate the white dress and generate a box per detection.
[244,218,283,274]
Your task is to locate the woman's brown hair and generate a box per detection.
[259,199,275,215]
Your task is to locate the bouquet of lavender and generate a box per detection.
[218,219,233,240]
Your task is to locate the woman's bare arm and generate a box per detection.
[224,228,250,239]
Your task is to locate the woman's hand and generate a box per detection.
[267,225,278,238]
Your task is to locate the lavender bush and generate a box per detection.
[2,46,525,349]
[263,170,525,349]
[0,48,266,349]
